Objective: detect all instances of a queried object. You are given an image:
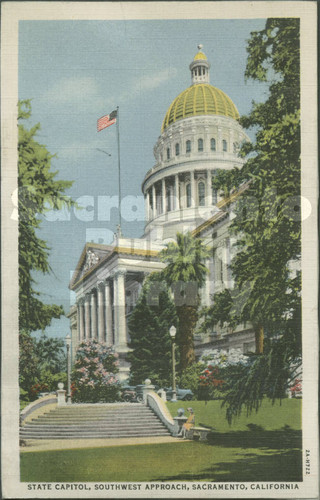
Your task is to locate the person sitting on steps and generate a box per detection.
[178,407,195,438]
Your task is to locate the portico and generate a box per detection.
[69,237,165,379]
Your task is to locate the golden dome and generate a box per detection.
[194,51,207,61]
[161,83,240,132]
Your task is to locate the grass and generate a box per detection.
[166,398,302,432]
[20,398,302,483]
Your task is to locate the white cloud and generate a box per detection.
[57,139,106,161]
[133,68,178,92]
[44,76,100,104]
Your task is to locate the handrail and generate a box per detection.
[20,394,57,424]
[146,391,176,435]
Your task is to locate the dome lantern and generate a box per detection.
[189,44,210,85]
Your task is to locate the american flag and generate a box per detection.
[97,109,117,132]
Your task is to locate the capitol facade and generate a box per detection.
[69,46,255,379]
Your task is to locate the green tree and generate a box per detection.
[19,330,40,401]
[18,100,75,332]
[202,18,301,419]
[207,18,300,353]
[127,275,177,386]
[159,232,211,371]
[34,335,66,374]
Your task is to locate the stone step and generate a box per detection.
[30,416,156,424]
[21,427,169,435]
[22,422,166,431]
[20,403,171,440]
[40,411,154,418]
[20,431,170,439]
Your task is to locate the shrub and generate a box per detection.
[71,340,121,403]
[177,362,206,399]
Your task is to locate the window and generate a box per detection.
[167,148,170,160]
[198,181,205,206]
[186,183,192,208]
[222,139,227,152]
[198,138,203,152]
[233,142,239,154]
[175,143,180,156]
[186,140,191,153]
[210,138,216,151]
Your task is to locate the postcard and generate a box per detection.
[1,1,318,498]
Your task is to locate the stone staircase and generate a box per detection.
[20,403,171,440]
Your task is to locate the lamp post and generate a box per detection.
[65,334,72,404]
[169,325,177,402]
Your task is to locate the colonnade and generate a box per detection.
[76,269,128,349]
[145,169,215,221]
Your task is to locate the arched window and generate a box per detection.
[186,140,191,153]
[186,183,192,208]
[222,139,227,152]
[210,138,216,151]
[167,147,170,160]
[198,181,205,206]
[233,142,238,154]
[198,138,204,152]
[175,143,180,156]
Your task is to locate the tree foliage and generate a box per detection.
[159,232,210,371]
[127,275,177,386]
[19,331,67,401]
[18,100,75,332]
[201,19,301,419]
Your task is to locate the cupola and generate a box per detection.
[189,44,210,85]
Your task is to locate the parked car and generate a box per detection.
[163,387,193,401]
[120,385,144,403]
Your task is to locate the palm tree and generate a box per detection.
[159,232,211,371]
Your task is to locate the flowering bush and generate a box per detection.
[200,348,249,367]
[289,378,302,398]
[198,348,249,401]
[30,382,49,398]
[71,340,121,403]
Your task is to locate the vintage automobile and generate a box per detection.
[120,385,144,403]
[163,387,193,401]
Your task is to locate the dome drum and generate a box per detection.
[151,114,248,173]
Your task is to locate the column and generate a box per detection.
[175,174,180,210]
[84,294,91,339]
[191,170,196,207]
[105,280,113,346]
[78,299,85,342]
[205,258,211,306]
[114,269,127,349]
[91,289,98,340]
[152,184,156,217]
[97,282,105,343]
[206,170,212,206]
[146,191,150,221]
[162,178,166,214]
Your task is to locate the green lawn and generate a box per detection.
[167,398,302,432]
[20,399,302,483]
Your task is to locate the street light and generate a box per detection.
[169,325,177,402]
[65,334,72,404]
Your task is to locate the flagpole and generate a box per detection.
[116,106,122,236]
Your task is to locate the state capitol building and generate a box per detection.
[68,46,256,379]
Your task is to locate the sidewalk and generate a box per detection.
[20,436,186,453]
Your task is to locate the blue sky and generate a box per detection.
[19,18,268,339]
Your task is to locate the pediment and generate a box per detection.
[69,243,113,289]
